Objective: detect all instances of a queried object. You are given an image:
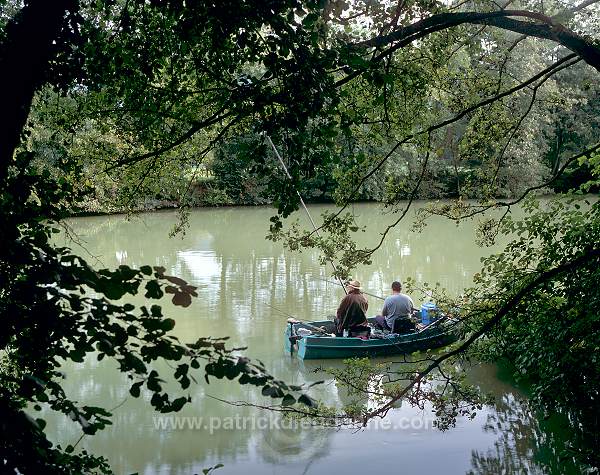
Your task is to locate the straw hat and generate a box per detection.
[346,280,362,290]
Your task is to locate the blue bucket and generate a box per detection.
[421,302,438,325]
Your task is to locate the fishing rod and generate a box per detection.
[264,302,332,335]
[314,276,385,301]
[416,317,445,333]
[265,134,347,295]
[264,302,309,322]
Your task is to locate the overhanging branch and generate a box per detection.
[340,9,600,90]
[311,54,579,239]
[103,108,234,172]
[363,246,600,422]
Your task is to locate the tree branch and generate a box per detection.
[311,54,578,239]
[431,141,600,222]
[103,108,234,172]
[363,246,600,422]
[335,9,600,89]
[491,56,581,185]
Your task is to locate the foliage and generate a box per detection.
[24,88,201,214]
[22,0,600,212]
[1,0,333,472]
[286,193,600,472]
[467,197,600,466]
[211,134,271,205]
[2,0,600,472]
[0,150,317,473]
[290,356,492,433]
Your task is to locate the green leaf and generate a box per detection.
[281,394,296,406]
[261,385,284,398]
[145,280,163,299]
[129,381,143,398]
[165,275,187,286]
[298,394,316,407]
[140,265,152,275]
[170,396,187,412]
[147,377,162,392]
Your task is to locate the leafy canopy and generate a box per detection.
[2,0,600,473]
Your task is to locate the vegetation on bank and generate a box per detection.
[1,0,600,473]
[26,95,600,214]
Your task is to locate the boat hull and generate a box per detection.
[285,319,457,360]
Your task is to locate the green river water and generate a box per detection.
[46,203,579,474]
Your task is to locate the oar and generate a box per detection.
[314,276,385,301]
[264,302,332,335]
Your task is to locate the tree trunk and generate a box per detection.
[0,0,76,180]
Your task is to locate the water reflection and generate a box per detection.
[44,203,572,474]
[467,364,583,475]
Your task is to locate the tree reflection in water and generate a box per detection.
[468,366,583,475]
[257,420,332,465]
[51,207,590,474]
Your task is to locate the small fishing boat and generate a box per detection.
[284,317,458,360]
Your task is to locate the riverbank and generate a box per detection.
[68,178,559,219]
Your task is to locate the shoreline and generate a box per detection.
[67,191,566,219]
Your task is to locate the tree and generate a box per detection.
[2,0,600,472]
[1,1,327,472]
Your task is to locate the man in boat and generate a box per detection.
[335,280,370,337]
[375,281,416,334]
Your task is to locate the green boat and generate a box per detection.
[284,317,458,360]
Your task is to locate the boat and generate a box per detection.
[284,317,458,360]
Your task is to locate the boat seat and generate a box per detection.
[392,318,416,334]
[348,326,371,338]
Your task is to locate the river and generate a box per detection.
[46,202,579,474]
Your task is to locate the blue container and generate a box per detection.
[421,302,438,325]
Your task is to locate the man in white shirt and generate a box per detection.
[375,281,415,333]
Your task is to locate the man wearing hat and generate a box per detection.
[335,280,369,337]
